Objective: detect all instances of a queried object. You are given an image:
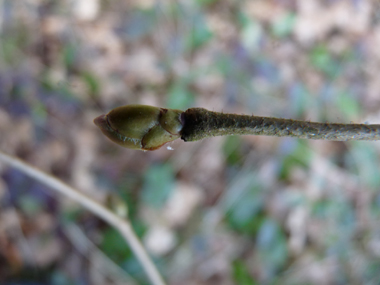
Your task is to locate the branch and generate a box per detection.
[94,105,380,151]
[180,108,380,142]
[0,151,166,285]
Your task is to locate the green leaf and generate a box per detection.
[18,195,42,215]
[279,140,311,180]
[141,164,175,209]
[51,271,74,285]
[226,185,265,235]
[223,136,243,165]
[63,44,77,69]
[100,228,132,264]
[167,82,194,110]
[61,208,83,224]
[196,0,219,6]
[289,83,310,117]
[335,91,361,119]
[271,12,296,38]
[232,260,258,285]
[82,72,100,97]
[32,101,48,123]
[256,219,288,275]
[185,15,213,50]
[310,45,341,78]
[241,19,262,52]
[350,144,380,188]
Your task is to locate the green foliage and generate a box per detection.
[310,45,341,78]
[311,196,357,260]
[350,144,380,188]
[100,226,150,285]
[1,38,18,65]
[141,164,175,209]
[232,260,258,285]
[121,8,158,39]
[167,82,194,110]
[226,185,265,235]
[223,136,243,165]
[289,83,311,118]
[39,71,81,103]
[0,27,30,66]
[256,218,288,277]
[82,71,101,98]
[335,91,361,119]
[279,140,312,180]
[99,222,148,284]
[50,271,75,285]
[241,18,262,53]
[61,208,84,224]
[312,198,355,229]
[364,260,380,282]
[196,0,219,6]
[371,193,380,217]
[18,195,43,215]
[63,43,77,69]
[31,101,48,123]
[115,183,137,217]
[271,12,296,38]
[185,15,213,50]
[100,227,133,264]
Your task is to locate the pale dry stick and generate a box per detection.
[0,151,166,285]
[63,223,137,285]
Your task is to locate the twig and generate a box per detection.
[0,151,166,285]
[94,105,380,151]
[63,223,137,285]
[181,108,380,142]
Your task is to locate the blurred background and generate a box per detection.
[1,0,380,284]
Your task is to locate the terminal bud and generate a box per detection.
[94,105,183,151]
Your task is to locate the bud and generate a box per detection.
[94,105,183,150]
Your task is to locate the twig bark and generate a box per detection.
[0,151,166,285]
[180,108,380,142]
